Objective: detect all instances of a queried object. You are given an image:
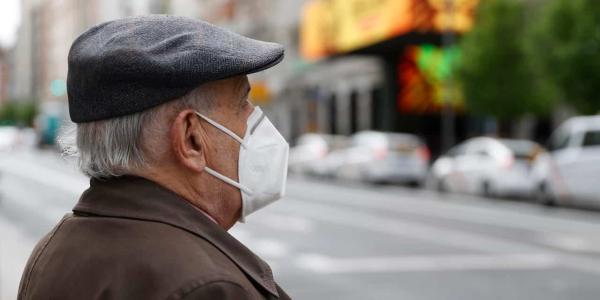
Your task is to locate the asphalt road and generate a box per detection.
[2,149,600,299]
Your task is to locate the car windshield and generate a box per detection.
[447,143,467,157]
[388,134,421,151]
[352,132,386,147]
[499,140,539,159]
[582,130,600,147]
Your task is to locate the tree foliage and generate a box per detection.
[528,0,600,114]
[459,0,553,119]
[0,101,38,127]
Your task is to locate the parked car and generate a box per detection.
[288,133,350,176]
[34,101,67,147]
[0,126,38,153]
[334,131,430,185]
[532,116,600,206]
[0,126,20,152]
[430,137,544,198]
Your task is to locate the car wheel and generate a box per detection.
[481,181,494,198]
[436,178,448,193]
[536,183,556,206]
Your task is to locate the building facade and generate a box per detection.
[9,0,41,102]
[0,49,9,105]
[285,0,480,154]
[10,0,166,143]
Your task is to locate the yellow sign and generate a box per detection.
[332,0,414,52]
[426,0,479,33]
[249,81,272,104]
[300,0,479,60]
[300,0,334,60]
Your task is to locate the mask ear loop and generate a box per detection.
[195,112,247,148]
[204,167,253,195]
[194,112,253,194]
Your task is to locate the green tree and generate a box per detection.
[528,0,600,114]
[459,0,552,119]
[0,101,38,127]
[0,102,17,125]
[15,102,38,127]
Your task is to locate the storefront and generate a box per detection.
[283,57,384,135]
[287,0,479,155]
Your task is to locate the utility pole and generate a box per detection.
[441,0,456,152]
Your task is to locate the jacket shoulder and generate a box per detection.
[169,279,252,300]
[18,214,73,300]
[19,215,256,299]
[66,214,244,276]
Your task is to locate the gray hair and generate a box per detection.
[58,86,216,179]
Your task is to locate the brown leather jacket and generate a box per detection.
[18,176,291,300]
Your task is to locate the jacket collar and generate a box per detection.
[73,175,279,298]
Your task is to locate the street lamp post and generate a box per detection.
[441,0,456,153]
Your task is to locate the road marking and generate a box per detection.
[251,239,290,259]
[287,179,600,254]
[287,180,600,236]
[249,212,315,233]
[295,253,560,274]
[280,199,548,254]
[277,198,600,274]
[0,155,88,195]
[539,234,600,253]
[229,227,251,242]
[229,228,290,259]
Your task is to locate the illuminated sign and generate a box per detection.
[397,44,464,114]
[249,81,272,104]
[300,0,479,60]
[50,79,67,97]
[332,0,415,53]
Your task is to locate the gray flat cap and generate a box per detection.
[67,15,284,123]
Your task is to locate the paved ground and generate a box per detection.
[2,149,600,299]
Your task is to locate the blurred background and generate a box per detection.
[1,0,600,299]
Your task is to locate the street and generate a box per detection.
[2,150,600,300]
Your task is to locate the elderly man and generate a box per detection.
[18,15,290,300]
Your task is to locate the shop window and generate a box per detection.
[350,91,358,133]
[371,87,384,131]
[328,94,337,134]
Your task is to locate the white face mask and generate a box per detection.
[195,107,289,222]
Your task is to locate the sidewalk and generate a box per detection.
[0,215,36,300]
[0,148,83,300]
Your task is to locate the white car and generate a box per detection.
[0,126,20,151]
[288,134,328,174]
[334,131,430,185]
[532,116,600,206]
[430,137,543,198]
[288,134,349,176]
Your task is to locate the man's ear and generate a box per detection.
[170,109,207,172]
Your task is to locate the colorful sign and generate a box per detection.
[397,44,464,114]
[50,79,67,97]
[300,0,334,60]
[249,81,272,104]
[300,0,479,60]
[331,0,415,53]
[426,0,480,33]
